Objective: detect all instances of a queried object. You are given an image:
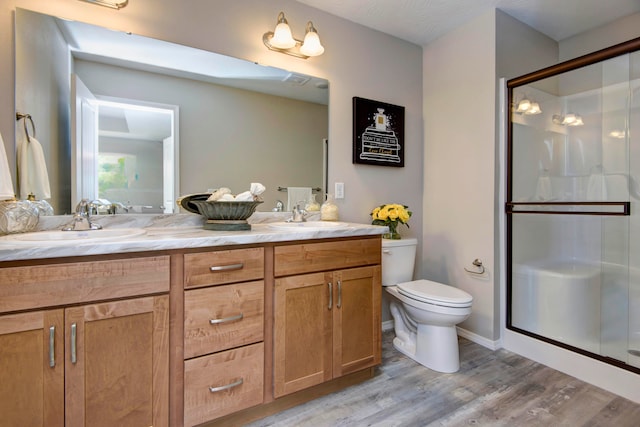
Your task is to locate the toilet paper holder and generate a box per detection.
[464,259,485,275]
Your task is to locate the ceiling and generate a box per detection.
[295,0,640,46]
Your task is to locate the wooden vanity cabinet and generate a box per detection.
[273,238,382,398]
[182,247,265,427]
[0,256,170,427]
[0,309,64,426]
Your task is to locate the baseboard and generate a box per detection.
[456,327,501,351]
[382,321,500,351]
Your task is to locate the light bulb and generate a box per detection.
[562,113,577,125]
[516,99,531,113]
[525,102,541,115]
[300,22,324,57]
[270,13,296,49]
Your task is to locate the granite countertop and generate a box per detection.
[0,212,387,262]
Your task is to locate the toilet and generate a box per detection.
[382,238,473,373]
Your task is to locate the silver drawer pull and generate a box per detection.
[209,313,244,325]
[49,326,56,368]
[328,282,333,310]
[70,323,77,364]
[337,280,342,309]
[209,263,244,272]
[209,378,243,393]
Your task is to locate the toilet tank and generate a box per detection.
[381,237,417,286]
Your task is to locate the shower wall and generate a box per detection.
[508,46,640,371]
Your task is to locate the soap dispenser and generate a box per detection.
[305,194,320,212]
[320,194,339,221]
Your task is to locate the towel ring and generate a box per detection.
[16,112,36,142]
[464,258,486,275]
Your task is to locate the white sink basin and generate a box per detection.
[0,228,147,245]
[268,221,349,231]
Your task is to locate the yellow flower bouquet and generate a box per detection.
[370,203,412,239]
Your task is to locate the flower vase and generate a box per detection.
[383,222,401,240]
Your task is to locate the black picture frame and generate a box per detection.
[352,97,405,167]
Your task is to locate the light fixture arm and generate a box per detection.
[263,32,310,59]
[78,0,129,9]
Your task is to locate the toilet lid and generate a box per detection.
[397,279,473,307]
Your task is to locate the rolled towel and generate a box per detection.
[218,193,235,201]
[250,182,266,196]
[235,191,254,201]
[207,187,231,201]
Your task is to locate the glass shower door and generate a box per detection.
[507,45,640,372]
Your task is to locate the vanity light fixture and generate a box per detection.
[263,12,325,59]
[78,0,129,9]
[515,98,542,115]
[552,113,584,126]
[609,130,626,139]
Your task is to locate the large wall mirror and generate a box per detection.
[15,8,328,215]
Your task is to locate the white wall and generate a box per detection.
[423,10,558,343]
[560,12,640,61]
[14,8,70,211]
[423,11,498,341]
[0,0,424,247]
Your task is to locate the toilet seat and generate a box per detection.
[397,279,472,308]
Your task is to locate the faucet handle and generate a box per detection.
[75,199,90,214]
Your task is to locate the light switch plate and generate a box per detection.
[335,182,344,199]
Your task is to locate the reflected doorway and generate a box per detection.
[73,75,179,214]
[96,98,178,213]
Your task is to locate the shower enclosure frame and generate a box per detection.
[506,36,640,375]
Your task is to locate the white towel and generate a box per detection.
[17,136,51,200]
[604,174,629,200]
[0,132,16,200]
[534,176,552,201]
[586,173,607,201]
[287,187,312,211]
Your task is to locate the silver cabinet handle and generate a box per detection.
[70,323,77,364]
[328,282,333,310]
[209,313,243,325]
[49,326,56,368]
[209,378,243,393]
[337,280,342,309]
[209,263,244,272]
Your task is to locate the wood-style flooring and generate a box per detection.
[247,331,640,426]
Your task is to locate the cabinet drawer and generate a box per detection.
[184,342,264,427]
[184,281,264,358]
[274,238,381,277]
[0,256,170,313]
[184,247,264,288]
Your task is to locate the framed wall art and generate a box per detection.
[352,97,405,167]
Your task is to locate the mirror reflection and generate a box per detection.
[15,8,329,215]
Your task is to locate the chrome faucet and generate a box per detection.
[290,204,308,223]
[62,199,103,231]
[272,200,284,212]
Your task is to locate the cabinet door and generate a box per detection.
[273,272,333,398]
[0,310,64,427]
[65,295,169,427]
[333,266,381,377]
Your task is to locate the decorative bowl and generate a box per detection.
[189,200,263,221]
